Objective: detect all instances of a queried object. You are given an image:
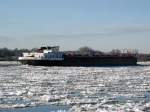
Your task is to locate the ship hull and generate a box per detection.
[19,56,137,66]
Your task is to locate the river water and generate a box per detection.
[0,61,150,112]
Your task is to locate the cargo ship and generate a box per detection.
[18,46,137,66]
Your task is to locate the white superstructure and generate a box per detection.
[18,46,64,61]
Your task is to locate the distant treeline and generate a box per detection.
[0,48,29,61]
[137,54,150,61]
[0,47,150,61]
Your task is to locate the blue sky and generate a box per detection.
[0,0,150,53]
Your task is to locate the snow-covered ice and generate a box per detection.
[0,61,150,112]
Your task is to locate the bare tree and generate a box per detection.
[78,46,94,55]
[110,49,121,55]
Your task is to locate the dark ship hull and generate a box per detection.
[19,55,137,66]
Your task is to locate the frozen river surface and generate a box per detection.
[0,62,150,112]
